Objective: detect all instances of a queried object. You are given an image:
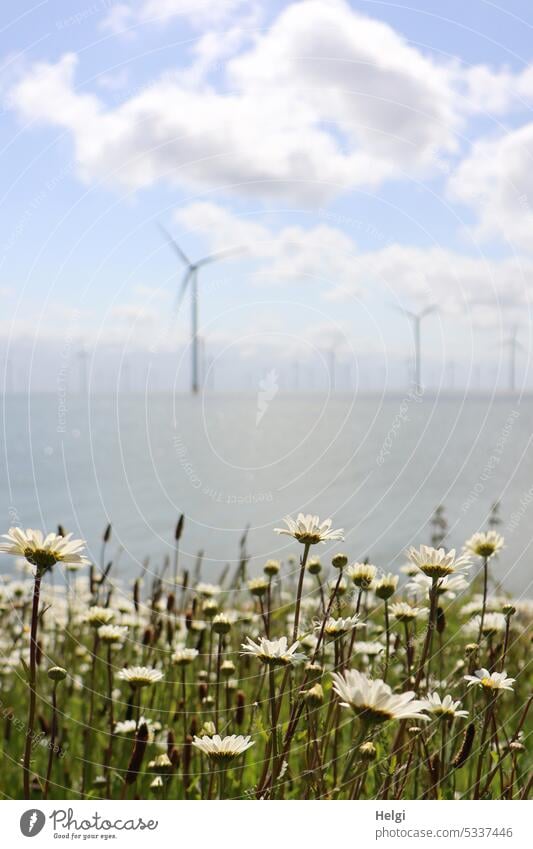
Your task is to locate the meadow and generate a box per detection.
[0,513,531,801]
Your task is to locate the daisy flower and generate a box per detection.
[464,531,504,559]
[85,606,115,627]
[195,583,221,597]
[172,647,198,666]
[346,562,377,590]
[374,573,398,600]
[408,545,471,580]
[353,641,385,657]
[407,572,469,599]
[422,692,468,719]
[241,636,306,667]
[247,577,269,597]
[331,669,429,724]
[467,612,507,637]
[114,717,157,740]
[274,514,344,545]
[98,624,128,643]
[117,666,163,687]
[464,668,515,692]
[320,614,361,637]
[192,734,254,763]
[390,602,424,622]
[0,528,89,573]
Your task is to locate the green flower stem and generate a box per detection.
[383,599,391,683]
[43,681,58,800]
[292,542,311,644]
[23,571,42,799]
[477,556,489,644]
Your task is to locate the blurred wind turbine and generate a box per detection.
[327,347,336,391]
[395,304,437,392]
[159,225,242,394]
[503,327,525,392]
[77,346,89,395]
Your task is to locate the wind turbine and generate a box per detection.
[503,327,524,393]
[395,305,437,392]
[77,346,89,395]
[160,226,241,395]
[328,348,336,391]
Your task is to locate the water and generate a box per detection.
[1,393,532,595]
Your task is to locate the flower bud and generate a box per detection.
[331,553,348,570]
[307,558,322,575]
[264,559,280,576]
[212,614,232,635]
[48,666,67,682]
[359,741,377,761]
[304,683,324,708]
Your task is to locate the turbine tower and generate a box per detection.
[77,347,89,395]
[503,328,524,393]
[396,305,437,392]
[160,226,240,395]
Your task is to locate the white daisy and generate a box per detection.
[464,668,515,692]
[374,573,398,600]
[390,602,424,622]
[192,734,254,763]
[320,614,361,637]
[0,528,89,572]
[98,624,128,643]
[422,692,468,719]
[464,531,504,559]
[85,606,115,627]
[408,545,471,580]
[247,578,269,597]
[195,582,221,597]
[407,572,469,599]
[353,641,385,657]
[172,647,199,666]
[346,562,377,589]
[114,717,157,740]
[467,612,507,637]
[241,636,306,667]
[331,669,429,724]
[117,666,163,687]
[274,514,344,545]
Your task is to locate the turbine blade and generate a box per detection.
[391,304,416,320]
[195,246,245,268]
[158,224,191,268]
[174,269,192,315]
[420,304,438,318]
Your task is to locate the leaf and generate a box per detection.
[20,656,31,683]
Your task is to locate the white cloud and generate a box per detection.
[330,242,533,325]
[462,63,533,115]
[8,0,470,203]
[174,202,533,324]
[448,123,533,251]
[174,201,360,288]
[101,0,255,35]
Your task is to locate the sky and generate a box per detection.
[2,0,533,392]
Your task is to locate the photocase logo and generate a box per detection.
[256,369,279,425]
[20,809,46,837]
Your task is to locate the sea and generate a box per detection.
[1,392,532,596]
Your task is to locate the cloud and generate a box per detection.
[330,242,533,325]
[173,201,361,289]
[174,202,533,324]
[448,123,533,251]
[101,0,256,35]
[461,63,533,115]
[8,0,471,203]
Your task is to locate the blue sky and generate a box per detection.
[2,0,533,392]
